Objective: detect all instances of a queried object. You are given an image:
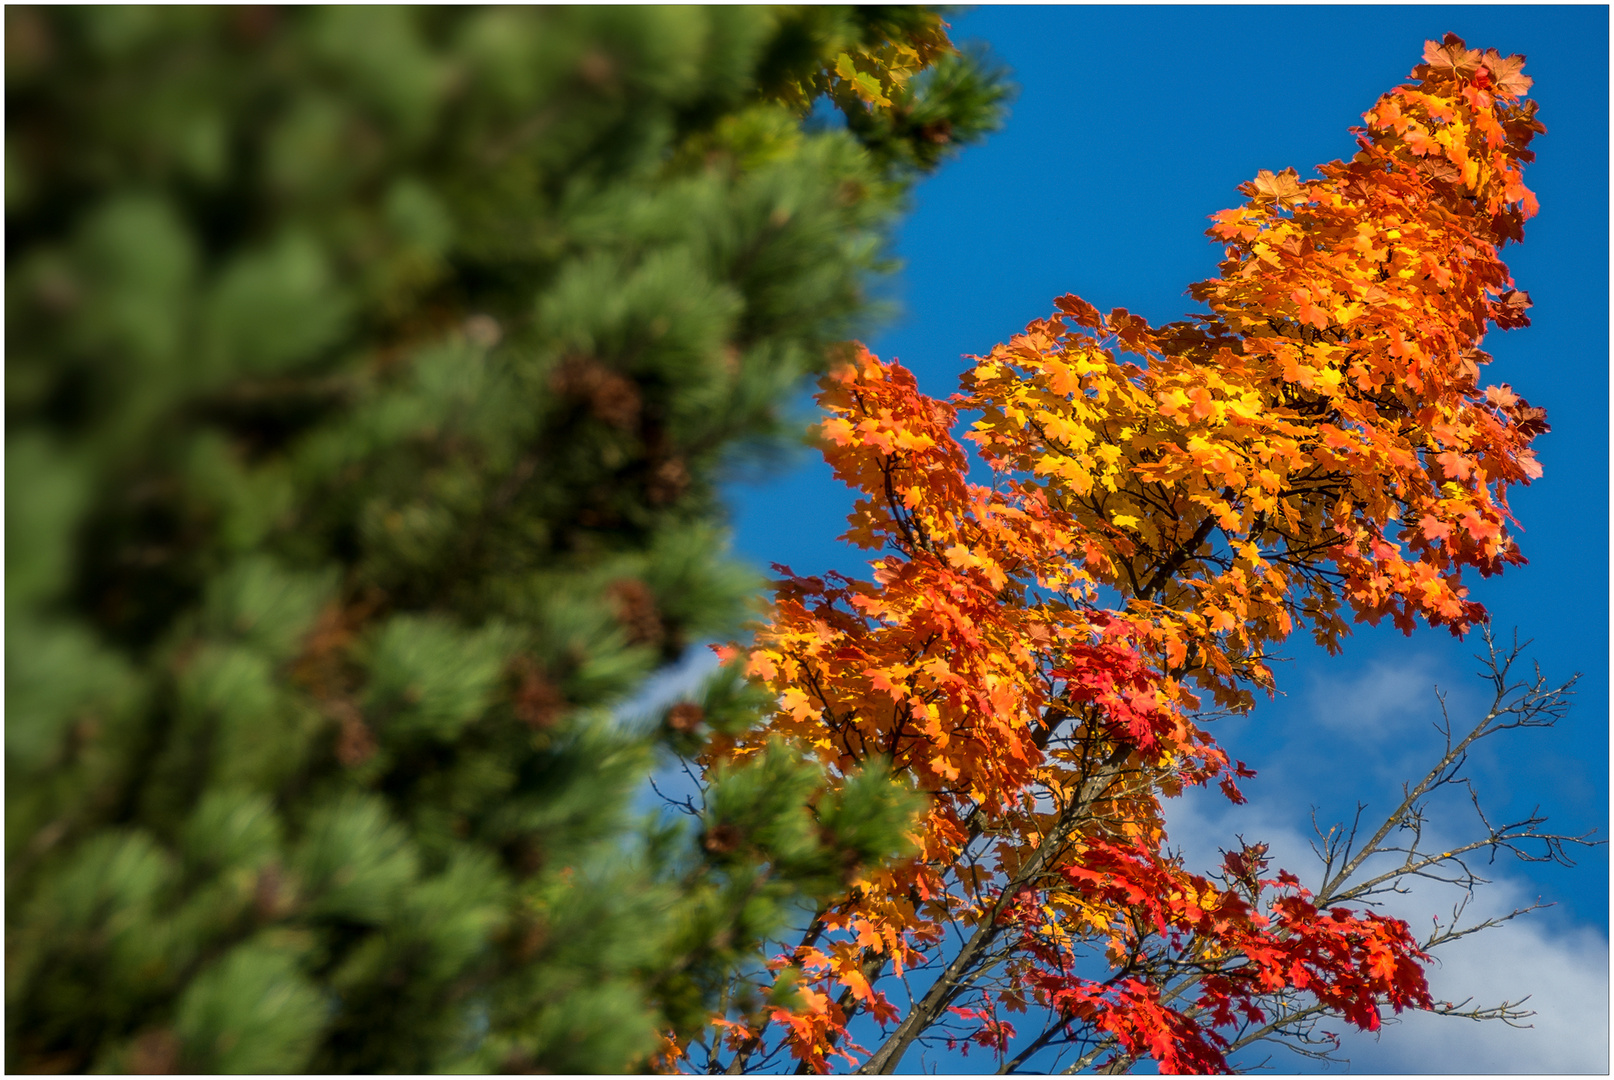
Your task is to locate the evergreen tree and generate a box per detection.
[4,7,1008,1072]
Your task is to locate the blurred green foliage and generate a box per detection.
[5,5,1006,1073]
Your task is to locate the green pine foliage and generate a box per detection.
[6,6,1007,1073]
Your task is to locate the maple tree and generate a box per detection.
[671,35,1570,1073]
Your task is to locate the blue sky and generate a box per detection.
[708,6,1607,1072]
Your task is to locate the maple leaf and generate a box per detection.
[1502,396,1551,437]
[1417,156,1463,184]
[1241,167,1305,207]
[1480,50,1533,98]
[867,668,905,702]
[1055,293,1106,331]
[840,964,875,1003]
[1420,33,1482,80]
[1403,123,1438,157]
[1492,288,1532,328]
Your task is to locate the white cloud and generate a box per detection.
[1163,779,1609,1074]
[1339,911,1609,1074]
[1298,650,1483,745]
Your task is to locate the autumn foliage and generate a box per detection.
[686,36,1546,1073]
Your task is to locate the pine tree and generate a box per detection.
[4,7,1007,1072]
